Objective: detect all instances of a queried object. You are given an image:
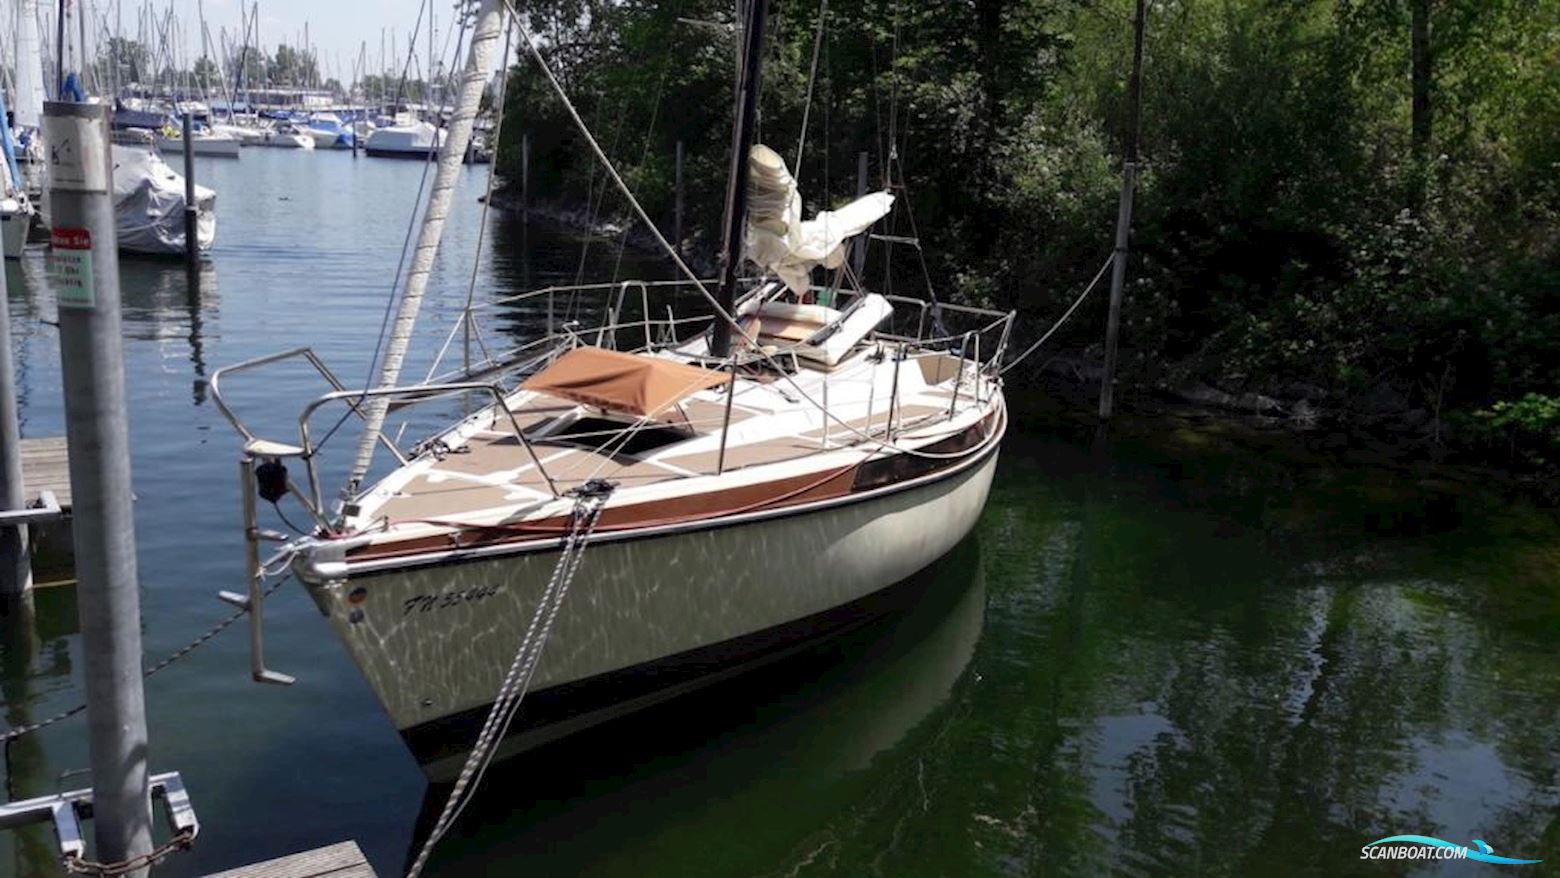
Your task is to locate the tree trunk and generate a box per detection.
[1411,0,1431,157]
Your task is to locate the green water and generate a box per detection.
[0,151,1556,876]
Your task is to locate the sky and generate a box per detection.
[82,0,493,81]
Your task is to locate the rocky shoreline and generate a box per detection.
[483,186,720,275]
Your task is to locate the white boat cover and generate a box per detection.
[745,144,894,295]
[112,146,216,255]
[366,121,444,153]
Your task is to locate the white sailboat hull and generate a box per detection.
[155,135,242,158]
[1,205,32,258]
[255,132,315,150]
[305,128,350,149]
[301,424,1001,780]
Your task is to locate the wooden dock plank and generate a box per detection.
[16,436,74,585]
[202,841,376,878]
[18,437,71,507]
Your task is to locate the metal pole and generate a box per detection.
[1098,0,1146,421]
[181,112,199,270]
[711,0,769,359]
[43,100,154,876]
[674,139,684,258]
[55,0,66,98]
[851,151,867,284]
[0,256,31,596]
[520,130,529,219]
[715,357,738,476]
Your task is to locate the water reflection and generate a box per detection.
[116,260,218,407]
[936,428,1560,876]
[414,536,988,876]
[0,158,1554,875]
[0,588,80,877]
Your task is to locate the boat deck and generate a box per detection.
[375,389,953,526]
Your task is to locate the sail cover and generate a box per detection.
[522,347,728,419]
[745,144,894,295]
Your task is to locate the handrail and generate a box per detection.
[298,382,560,503]
[209,346,407,466]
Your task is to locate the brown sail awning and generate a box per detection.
[521,346,728,419]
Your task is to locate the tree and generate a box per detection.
[192,56,221,89]
[268,44,319,88]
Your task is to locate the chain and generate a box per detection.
[2,573,294,743]
[61,828,195,876]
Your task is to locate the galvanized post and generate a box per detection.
[674,139,684,258]
[520,131,530,219]
[1098,0,1146,421]
[43,100,154,876]
[181,112,199,271]
[851,151,868,284]
[0,255,30,595]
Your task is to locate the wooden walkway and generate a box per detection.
[18,437,70,507]
[17,437,74,585]
[203,841,376,878]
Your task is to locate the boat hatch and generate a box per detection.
[539,414,693,457]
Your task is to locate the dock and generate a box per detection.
[18,437,74,585]
[203,841,376,878]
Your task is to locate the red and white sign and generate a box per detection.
[51,227,92,250]
[48,227,95,309]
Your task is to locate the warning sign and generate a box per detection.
[49,228,95,309]
[42,115,110,193]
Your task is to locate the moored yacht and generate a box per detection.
[210,0,1009,786]
[364,120,443,159]
[255,121,316,149]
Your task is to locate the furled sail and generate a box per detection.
[745,144,893,294]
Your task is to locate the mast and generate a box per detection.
[54,0,65,97]
[14,0,44,128]
[711,0,769,358]
[347,0,506,492]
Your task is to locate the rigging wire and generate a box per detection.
[609,0,684,284]
[791,0,829,182]
[452,16,515,379]
[501,0,997,463]
[999,254,1115,376]
[313,0,472,462]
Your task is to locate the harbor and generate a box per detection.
[0,0,1557,875]
[0,144,1552,874]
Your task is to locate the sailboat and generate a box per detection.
[364,119,444,159]
[210,0,1009,782]
[0,93,37,258]
[111,144,217,255]
[154,119,243,158]
[17,0,219,256]
[303,112,355,149]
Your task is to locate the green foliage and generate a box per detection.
[1466,394,1560,468]
[494,0,1560,467]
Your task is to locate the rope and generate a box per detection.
[999,254,1114,376]
[1,571,295,743]
[404,481,615,878]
